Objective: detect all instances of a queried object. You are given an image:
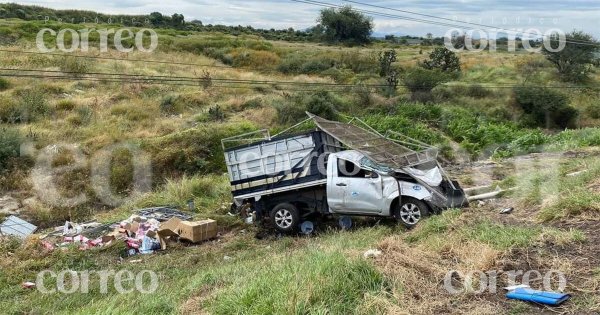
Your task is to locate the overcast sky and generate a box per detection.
[3,0,600,37]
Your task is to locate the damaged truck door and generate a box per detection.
[222,113,468,233]
[327,156,384,214]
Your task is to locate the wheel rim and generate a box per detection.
[400,203,422,225]
[274,209,294,228]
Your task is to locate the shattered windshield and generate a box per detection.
[360,156,393,173]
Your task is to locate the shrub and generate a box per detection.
[0,127,21,172]
[143,122,256,179]
[402,68,449,93]
[275,101,307,125]
[56,99,77,111]
[276,91,345,124]
[0,77,10,91]
[208,105,226,122]
[586,103,600,119]
[514,86,578,129]
[231,49,280,69]
[402,68,450,101]
[159,95,179,115]
[420,47,461,74]
[241,98,262,110]
[59,57,91,75]
[111,104,151,122]
[466,84,491,98]
[305,91,341,121]
[15,88,51,122]
[110,148,134,196]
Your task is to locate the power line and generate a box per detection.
[292,0,600,48]
[0,69,596,90]
[343,0,600,46]
[0,72,365,93]
[0,68,389,88]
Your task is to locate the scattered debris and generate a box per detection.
[300,221,314,235]
[338,216,353,230]
[0,216,37,239]
[566,169,588,177]
[500,207,514,214]
[467,186,517,202]
[22,282,36,289]
[463,185,492,194]
[223,255,232,261]
[506,287,571,306]
[363,249,382,259]
[504,284,530,291]
[136,207,193,222]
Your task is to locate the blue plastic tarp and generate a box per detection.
[506,288,570,306]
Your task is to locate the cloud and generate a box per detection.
[3,0,600,37]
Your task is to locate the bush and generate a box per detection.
[56,99,77,111]
[59,57,91,75]
[276,91,345,124]
[14,88,51,123]
[159,95,179,115]
[0,77,10,91]
[466,84,491,98]
[402,68,450,102]
[69,105,93,126]
[231,49,280,69]
[143,122,256,179]
[420,47,461,74]
[0,127,21,172]
[402,68,449,93]
[586,103,600,119]
[514,86,578,129]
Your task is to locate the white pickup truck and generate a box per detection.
[223,114,467,232]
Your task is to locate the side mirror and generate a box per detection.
[370,172,379,179]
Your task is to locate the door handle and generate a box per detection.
[336,183,347,187]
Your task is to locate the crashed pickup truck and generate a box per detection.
[222,113,468,232]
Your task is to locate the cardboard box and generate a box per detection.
[178,220,217,243]
[157,217,181,238]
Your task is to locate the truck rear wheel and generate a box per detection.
[270,203,300,233]
[395,198,429,228]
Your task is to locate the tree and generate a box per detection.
[542,30,599,82]
[379,50,397,77]
[171,13,185,28]
[149,12,164,27]
[420,47,461,74]
[317,6,373,45]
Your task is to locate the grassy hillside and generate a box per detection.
[0,16,600,314]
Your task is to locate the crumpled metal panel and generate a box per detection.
[309,114,437,169]
[0,215,37,239]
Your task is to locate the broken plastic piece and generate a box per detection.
[338,216,352,230]
[363,249,382,259]
[300,221,314,235]
[500,207,514,214]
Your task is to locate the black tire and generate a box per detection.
[394,197,429,228]
[270,203,300,233]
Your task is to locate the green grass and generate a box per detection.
[0,228,393,315]
[404,209,462,243]
[208,250,387,315]
[459,221,540,250]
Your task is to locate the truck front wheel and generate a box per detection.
[395,198,429,228]
[270,203,300,233]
